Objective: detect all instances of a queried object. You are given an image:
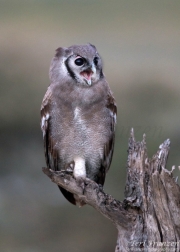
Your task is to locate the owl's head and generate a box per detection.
[49,44,104,86]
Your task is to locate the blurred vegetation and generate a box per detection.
[0,0,180,251]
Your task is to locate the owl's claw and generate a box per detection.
[76,177,85,194]
[65,161,75,173]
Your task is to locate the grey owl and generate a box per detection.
[41,44,117,206]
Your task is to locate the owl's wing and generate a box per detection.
[97,92,117,185]
[41,88,77,205]
[104,92,117,171]
[40,87,59,170]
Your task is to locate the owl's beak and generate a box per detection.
[80,63,96,86]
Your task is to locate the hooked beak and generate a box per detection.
[80,63,96,85]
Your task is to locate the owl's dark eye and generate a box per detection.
[93,57,98,66]
[75,57,85,66]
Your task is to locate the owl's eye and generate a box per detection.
[93,57,98,66]
[75,58,85,66]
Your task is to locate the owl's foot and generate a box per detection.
[65,161,75,173]
[76,177,86,193]
[74,176,87,206]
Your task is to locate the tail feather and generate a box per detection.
[59,186,76,205]
[58,186,86,207]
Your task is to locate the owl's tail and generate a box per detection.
[58,186,86,207]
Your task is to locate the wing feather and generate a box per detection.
[97,92,117,185]
[40,87,59,170]
[104,92,117,171]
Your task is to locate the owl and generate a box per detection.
[41,44,117,206]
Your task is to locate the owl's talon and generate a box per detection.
[76,177,85,194]
[65,161,75,173]
[66,167,73,173]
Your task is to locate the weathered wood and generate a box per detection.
[43,129,180,252]
[42,167,135,229]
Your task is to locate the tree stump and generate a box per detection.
[43,129,180,252]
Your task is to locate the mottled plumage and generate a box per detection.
[41,44,117,206]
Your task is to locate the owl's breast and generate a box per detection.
[72,104,109,156]
[50,95,110,179]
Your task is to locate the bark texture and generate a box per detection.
[43,129,180,252]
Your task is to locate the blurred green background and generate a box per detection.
[1,0,180,251]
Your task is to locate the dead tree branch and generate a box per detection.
[43,129,180,252]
